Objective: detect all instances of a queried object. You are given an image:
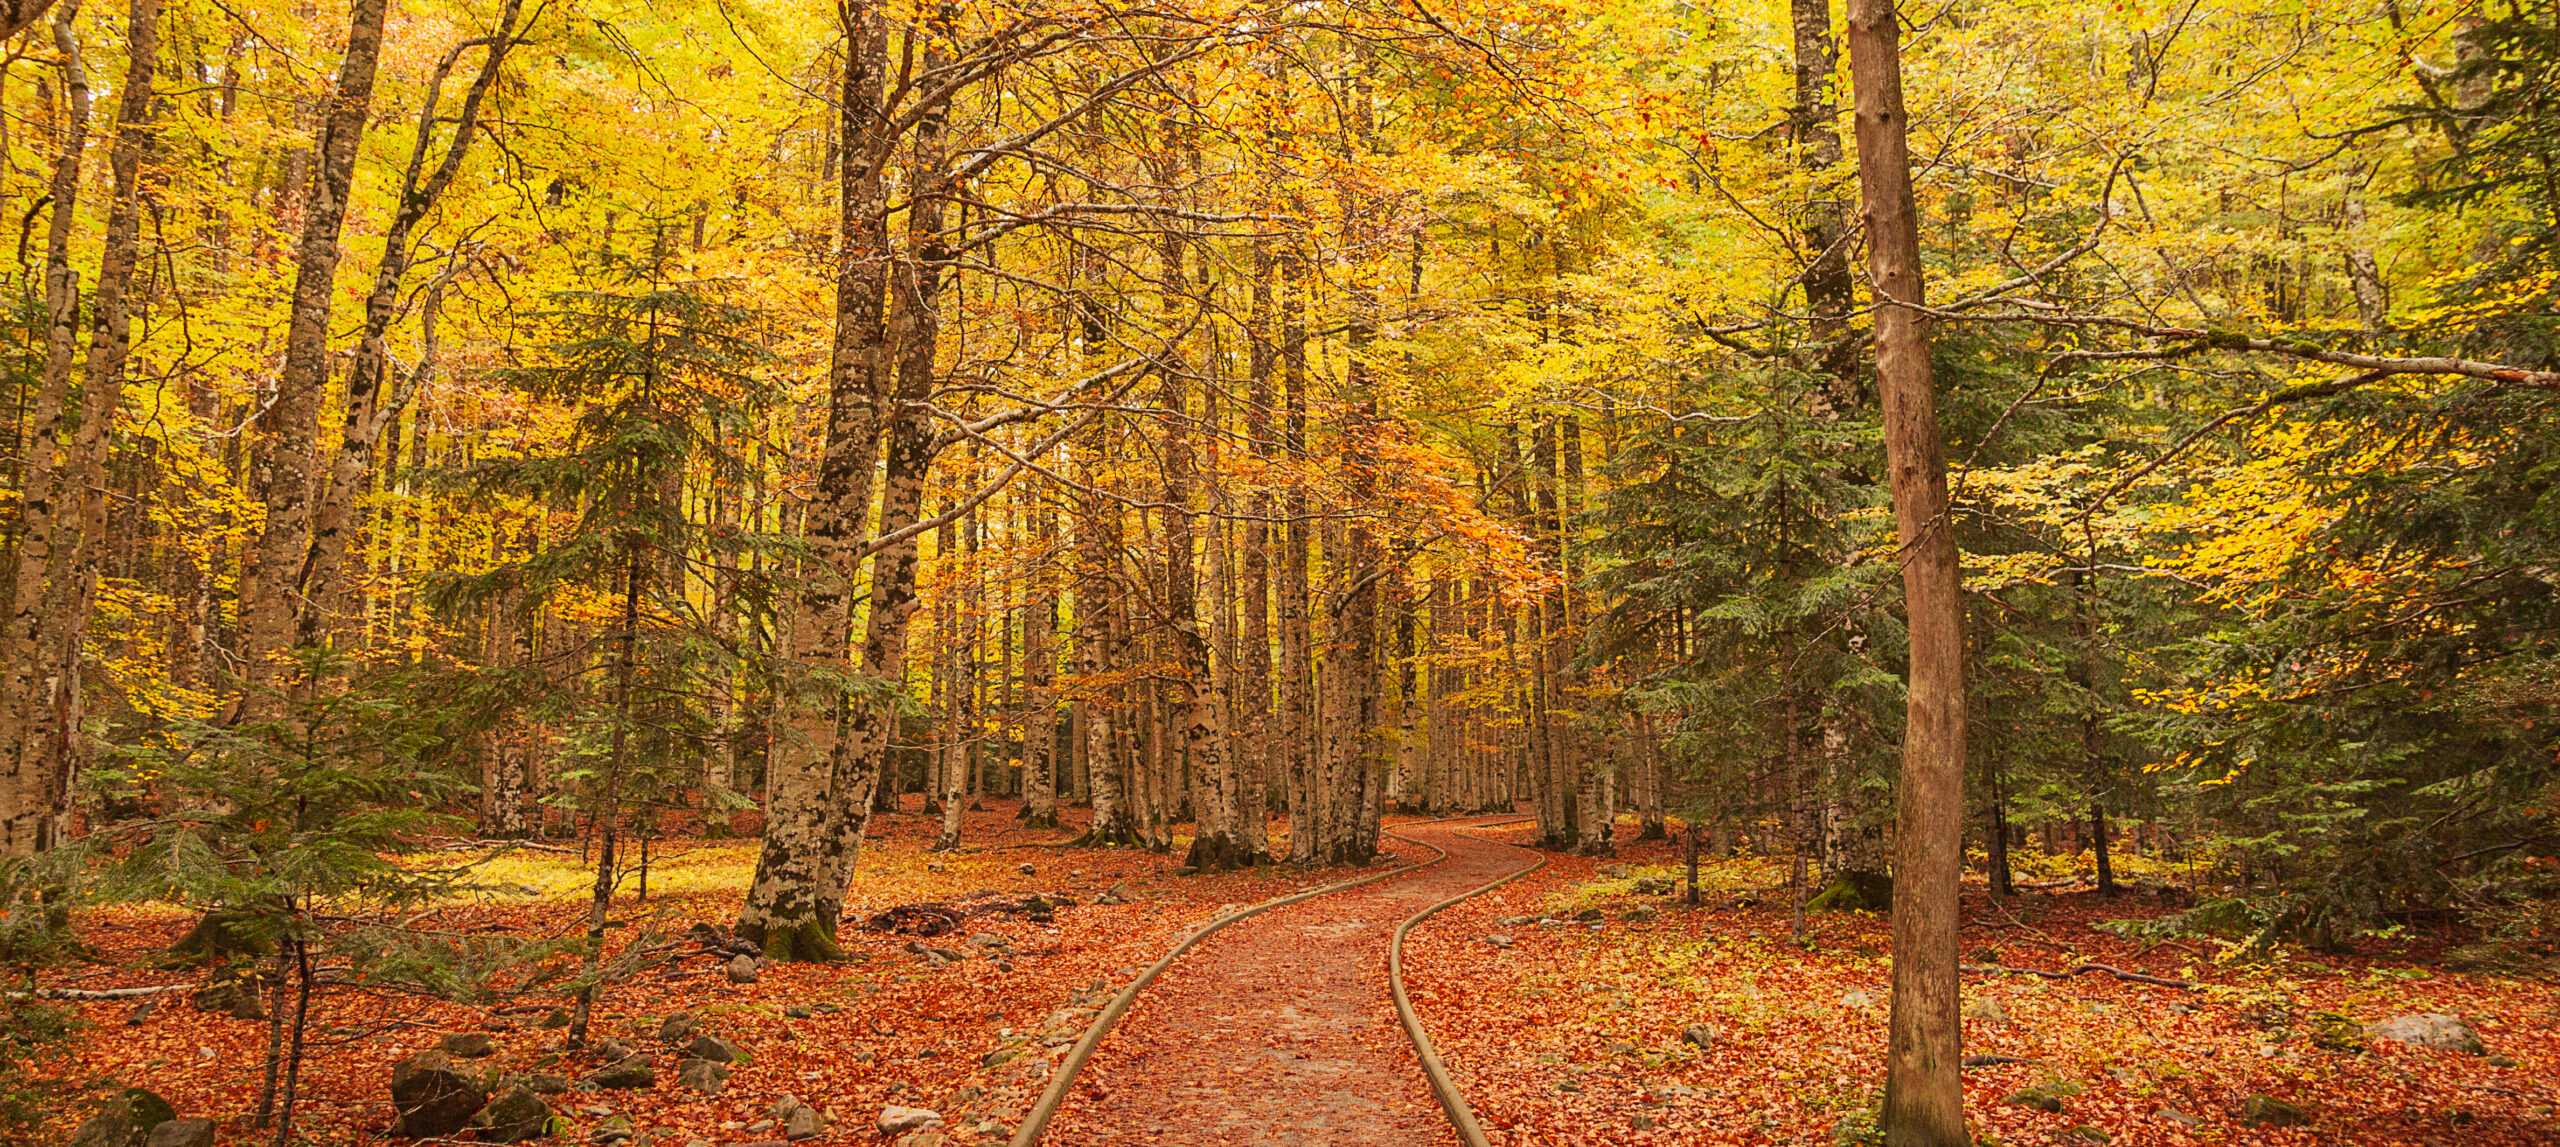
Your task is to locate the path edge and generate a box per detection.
[1384,820,1546,1147]
[1006,817,1492,1146]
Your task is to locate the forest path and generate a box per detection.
[1039,818,1538,1146]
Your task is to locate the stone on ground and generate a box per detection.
[2364,1013,2485,1055]
[478,1085,554,1143]
[391,1051,489,1138]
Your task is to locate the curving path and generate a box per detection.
[1038,818,1539,1146]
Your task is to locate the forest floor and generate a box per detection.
[1407,821,2560,1147]
[27,803,2560,1147]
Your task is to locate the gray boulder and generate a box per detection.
[441,1031,499,1058]
[479,1085,555,1143]
[2364,1013,2486,1055]
[657,1012,700,1044]
[681,1034,739,1063]
[391,1051,489,1138]
[878,1105,943,1135]
[1679,1024,1717,1053]
[677,1057,730,1094]
[726,954,760,984]
[589,1114,634,1143]
[142,1118,215,1147]
[784,1105,824,1141]
[586,1056,657,1090]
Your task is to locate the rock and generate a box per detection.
[2310,1011,2367,1053]
[1621,907,1657,923]
[1571,907,1604,922]
[677,1058,730,1095]
[2242,1095,2308,1127]
[540,1009,573,1029]
[479,1085,555,1144]
[143,1118,216,1147]
[785,1004,812,1019]
[2364,1013,2486,1055]
[2068,1127,2109,1143]
[727,954,760,984]
[971,932,1012,948]
[1095,882,1131,905]
[2154,1107,2201,1127]
[2488,1054,2518,1067]
[1496,915,1537,926]
[685,922,724,948]
[682,1035,738,1063]
[768,1095,806,1120]
[1599,863,1632,878]
[596,1039,635,1062]
[724,938,763,958]
[879,1106,943,1135]
[525,1074,572,1095]
[1629,1113,1656,1131]
[784,1105,824,1141]
[2005,1089,2064,1114]
[586,1056,656,1090]
[657,1012,700,1044]
[1679,1024,1717,1053]
[1018,863,1037,875]
[442,1031,499,1058]
[1484,934,1514,949]
[1962,996,2008,1024]
[590,1114,635,1143]
[66,1095,165,1147]
[391,1051,490,1138]
[1840,989,1877,1009]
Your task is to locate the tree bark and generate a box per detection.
[237,0,389,706]
[736,0,890,962]
[296,0,521,646]
[4,0,158,853]
[0,1,90,857]
[1846,0,1969,1136]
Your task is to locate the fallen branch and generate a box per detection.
[1962,962,2198,990]
[10,983,196,1000]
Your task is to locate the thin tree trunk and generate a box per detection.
[1847,0,1968,1134]
[1022,497,1059,828]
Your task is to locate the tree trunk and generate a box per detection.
[1278,248,1316,863]
[296,1,520,645]
[1847,0,1969,1135]
[736,0,890,962]
[0,2,90,857]
[237,0,390,705]
[1022,499,1059,828]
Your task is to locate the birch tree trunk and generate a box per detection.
[1846,0,1969,1134]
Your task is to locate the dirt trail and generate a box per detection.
[1044,818,1539,1146]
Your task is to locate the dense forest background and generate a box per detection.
[0,0,2555,1138]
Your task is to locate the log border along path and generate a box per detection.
[1009,815,1543,1147]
